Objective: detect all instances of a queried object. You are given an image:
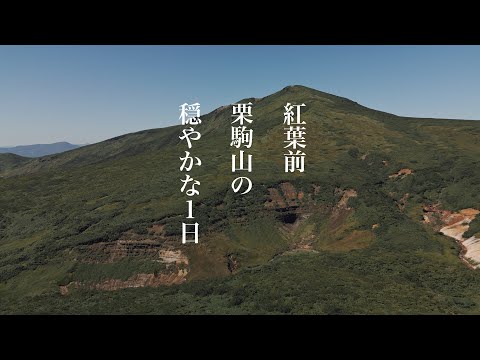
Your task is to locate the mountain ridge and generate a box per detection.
[1,85,478,178]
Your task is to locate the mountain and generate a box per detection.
[1,85,480,314]
[0,141,83,158]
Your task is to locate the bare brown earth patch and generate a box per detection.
[265,188,287,209]
[423,205,480,269]
[329,189,357,231]
[298,191,304,200]
[265,182,305,209]
[389,168,414,179]
[149,224,165,235]
[280,182,298,205]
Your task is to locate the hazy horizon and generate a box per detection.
[0,141,87,148]
[1,45,480,147]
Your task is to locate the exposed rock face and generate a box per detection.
[439,209,480,269]
[79,226,173,264]
[280,182,298,205]
[64,270,188,294]
[424,205,480,269]
[60,227,191,295]
[336,189,357,210]
[463,236,480,268]
[329,188,358,227]
[158,249,189,265]
[59,286,69,295]
[90,270,188,290]
[265,182,304,209]
[266,188,287,209]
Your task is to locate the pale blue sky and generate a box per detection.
[0,45,479,146]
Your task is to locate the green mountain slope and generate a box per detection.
[0,153,30,174]
[1,85,480,314]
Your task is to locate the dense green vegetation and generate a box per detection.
[1,85,480,314]
[5,251,480,314]
[465,217,480,238]
[0,153,29,173]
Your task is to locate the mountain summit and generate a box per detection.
[1,85,480,314]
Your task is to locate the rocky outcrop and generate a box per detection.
[439,209,480,269]
[280,182,299,204]
[61,227,191,295]
[423,205,480,269]
[158,249,189,265]
[335,189,357,210]
[90,270,188,290]
[265,182,304,209]
[62,270,188,294]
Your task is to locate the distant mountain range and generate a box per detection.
[0,142,83,157]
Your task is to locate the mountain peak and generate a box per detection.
[279,84,317,94]
[275,84,347,101]
[282,84,303,90]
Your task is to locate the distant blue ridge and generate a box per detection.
[0,142,84,157]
